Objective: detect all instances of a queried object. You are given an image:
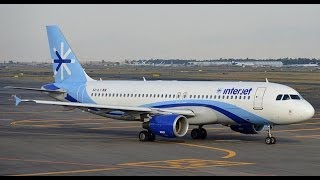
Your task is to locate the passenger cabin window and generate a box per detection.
[290,95,301,100]
[276,94,282,100]
[282,94,290,100]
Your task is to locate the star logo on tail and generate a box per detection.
[53,42,75,80]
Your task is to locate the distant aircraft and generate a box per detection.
[285,63,319,67]
[6,25,315,145]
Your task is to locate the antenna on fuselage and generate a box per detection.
[265,78,269,83]
[143,77,146,82]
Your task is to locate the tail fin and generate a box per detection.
[46,25,94,83]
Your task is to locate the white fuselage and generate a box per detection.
[60,80,315,126]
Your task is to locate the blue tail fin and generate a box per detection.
[46,25,94,83]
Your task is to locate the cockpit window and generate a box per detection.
[282,94,290,100]
[276,94,283,101]
[290,95,301,100]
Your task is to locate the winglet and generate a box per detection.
[13,95,21,106]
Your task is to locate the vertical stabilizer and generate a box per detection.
[46,25,94,83]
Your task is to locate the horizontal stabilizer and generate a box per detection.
[12,95,31,106]
[13,95,21,106]
[4,86,66,93]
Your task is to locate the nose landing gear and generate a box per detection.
[265,125,276,145]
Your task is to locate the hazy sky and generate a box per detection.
[1,4,320,62]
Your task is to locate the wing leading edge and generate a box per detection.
[13,95,195,117]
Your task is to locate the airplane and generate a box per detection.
[6,25,315,145]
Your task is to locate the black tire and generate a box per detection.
[191,129,200,139]
[148,132,156,141]
[199,128,207,140]
[270,137,276,144]
[265,137,272,145]
[139,130,149,141]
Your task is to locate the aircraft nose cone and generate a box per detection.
[304,103,315,120]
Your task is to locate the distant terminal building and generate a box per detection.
[232,61,283,67]
[126,59,284,67]
[189,60,283,67]
[188,61,232,66]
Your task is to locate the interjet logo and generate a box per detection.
[222,87,253,95]
[53,42,75,80]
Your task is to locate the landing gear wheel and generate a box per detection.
[148,132,156,141]
[139,130,149,141]
[265,137,272,145]
[191,129,200,139]
[199,128,207,139]
[265,125,276,145]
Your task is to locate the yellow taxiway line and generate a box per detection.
[0,157,111,167]
[177,143,236,159]
[119,158,253,170]
[13,167,121,176]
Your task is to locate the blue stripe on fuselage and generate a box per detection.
[143,100,271,125]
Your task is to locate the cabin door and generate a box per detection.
[253,87,266,110]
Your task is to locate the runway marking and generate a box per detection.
[0,157,112,167]
[1,111,75,114]
[90,126,140,130]
[12,167,121,176]
[13,122,107,127]
[11,119,139,126]
[294,135,320,139]
[178,143,236,159]
[0,130,136,140]
[274,127,320,132]
[18,124,61,128]
[119,159,253,169]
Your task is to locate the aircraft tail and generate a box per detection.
[46,25,94,83]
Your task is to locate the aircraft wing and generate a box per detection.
[13,95,195,117]
[4,86,66,93]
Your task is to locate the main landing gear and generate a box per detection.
[139,130,155,142]
[191,125,207,140]
[265,125,276,145]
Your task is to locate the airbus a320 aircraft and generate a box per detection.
[7,25,315,145]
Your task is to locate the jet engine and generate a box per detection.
[143,114,189,138]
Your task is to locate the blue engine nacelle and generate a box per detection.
[230,124,265,134]
[143,114,189,138]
